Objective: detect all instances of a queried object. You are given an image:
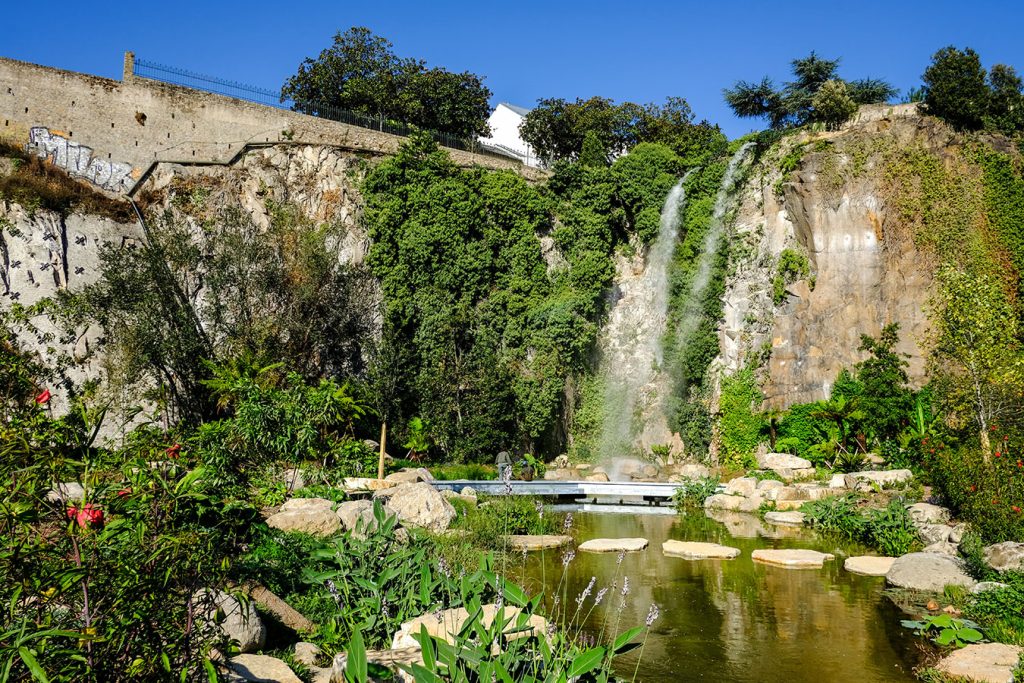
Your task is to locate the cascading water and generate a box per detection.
[596,143,754,475]
[672,142,755,363]
[597,173,693,471]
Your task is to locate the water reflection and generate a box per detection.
[517,509,920,682]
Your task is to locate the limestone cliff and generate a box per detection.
[716,103,950,408]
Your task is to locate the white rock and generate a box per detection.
[907,502,952,525]
[922,541,960,556]
[764,511,805,526]
[459,486,477,498]
[843,469,913,491]
[704,493,761,513]
[294,642,322,667]
[578,538,649,553]
[885,553,976,592]
[505,535,572,551]
[335,500,374,532]
[828,473,847,489]
[677,463,712,479]
[751,549,835,568]
[917,524,955,545]
[282,468,306,492]
[757,479,785,491]
[226,654,302,683]
[758,452,813,473]
[723,477,758,497]
[984,542,1024,572]
[384,468,434,484]
[379,482,456,533]
[193,589,266,653]
[392,605,546,650]
[45,482,85,503]
[935,643,1022,683]
[973,581,1010,594]
[844,556,896,576]
[662,540,740,559]
[949,523,969,544]
[267,498,342,537]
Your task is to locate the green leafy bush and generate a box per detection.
[717,368,765,469]
[933,437,1024,543]
[802,495,920,555]
[672,476,721,509]
[772,248,811,304]
[901,614,985,648]
[455,496,556,549]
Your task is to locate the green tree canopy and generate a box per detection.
[281,26,492,139]
[921,46,990,131]
[724,52,896,129]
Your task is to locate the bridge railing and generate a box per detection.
[131,58,524,164]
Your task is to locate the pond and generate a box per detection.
[515,507,922,682]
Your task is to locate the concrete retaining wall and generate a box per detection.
[0,55,545,195]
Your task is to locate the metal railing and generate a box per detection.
[131,58,523,163]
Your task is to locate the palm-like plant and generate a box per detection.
[810,394,866,455]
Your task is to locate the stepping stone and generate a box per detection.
[578,538,649,553]
[764,511,805,526]
[885,552,976,592]
[936,643,1022,683]
[506,535,573,551]
[751,548,834,568]
[662,540,740,560]
[844,556,896,576]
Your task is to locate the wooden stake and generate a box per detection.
[378,421,387,480]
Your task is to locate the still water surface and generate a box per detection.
[516,508,921,682]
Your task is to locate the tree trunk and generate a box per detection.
[980,428,991,462]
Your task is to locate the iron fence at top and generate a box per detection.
[131,58,523,162]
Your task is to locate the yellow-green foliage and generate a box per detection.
[718,368,765,468]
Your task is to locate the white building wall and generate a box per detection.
[479,104,542,168]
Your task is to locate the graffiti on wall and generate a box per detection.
[28,127,135,193]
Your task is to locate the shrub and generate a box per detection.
[802,495,920,555]
[933,438,1024,543]
[864,499,921,556]
[717,368,765,469]
[772,248,811,304]
[672,476,721,509]
[455,496,556,549]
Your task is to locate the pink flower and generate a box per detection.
[35,389,51,405]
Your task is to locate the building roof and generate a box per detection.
[499,102,532,117]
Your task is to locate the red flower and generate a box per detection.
[970,485,977,492]
[930,449,935,454]
[995,452,1002,458]
[67,503,104,529]
[991,425,998,431]
[35,389,51,405]
[1014,506,1022,513]
[993,499,1000,505]
[165,443,181,459]
[1017,461,1023,468]
[923,437,929,444]
[117,488,131,498]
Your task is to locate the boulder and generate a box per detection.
[294,642,323,668]
[923,541,961,556]
[844,556,896,576]
[843,469,913,492]
[885,552,976,592]
[330,649,421,683]
[335,500,374,532]
[552,454,570,468]
[935,643,1022,683]
[342,477,396,492]
[917,524,955,545]
[704,493,761,513]
[543,468,575,481]
[379,482,456,533]
[677,463,712,479]
[984,542,1024,572]
[756,479,785,492]
[193,589,266,653]
[640,464,660,479]
[459,486,478,498]
[764,511,805,526]
[723,477,758,497]
[751,549,835,568]
[392,604,546,650]
[385,468,434,485]
[907,502,952,525]
[226,654,302,683]
[949,523,969,544]
[45,482,85,503]
[973,582,1010,594]
[578,538,649,553]
[828,473,848,489]
[662,540,740,560]
[506,535,572,551]
[758,454,814,480]
[266,498,342,537]
[585,472,611,482]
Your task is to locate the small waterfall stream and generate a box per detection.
[597,143,754,472]
[598,174,692,469]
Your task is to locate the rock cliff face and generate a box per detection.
[1,144,373,419]
[717,104,945,408]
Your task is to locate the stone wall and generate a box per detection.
[0,55,545,197]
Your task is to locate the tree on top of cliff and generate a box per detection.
[518,95,726,165]
[723,52,897,129]
[281,27,492,139]
[920,46,1024,134]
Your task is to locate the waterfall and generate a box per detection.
[672,142,754,368]
[595,142,754,475]
[597,173,693,469]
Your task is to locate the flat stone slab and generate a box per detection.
[751,549,835,568]
[662,540,740,560]
[885,552,976,592]
[227,654,303,683]
[764,511,805,526]
[506,535,573,551]
[578,537,649,553]
[844,469,913,491]
[936,643,1023,683]
[704,493,761,512]
[844,556,896,576]
[984,542,1024,572]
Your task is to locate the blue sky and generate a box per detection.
[4,0,1021,138]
